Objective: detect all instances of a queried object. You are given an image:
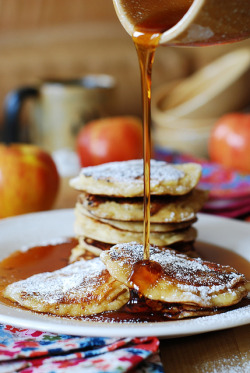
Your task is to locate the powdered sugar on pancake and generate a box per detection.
[81,159,184,185]
[101,243,248,306]
[70,160,201,196]
[3,258,130,316]
[5,258,107,305]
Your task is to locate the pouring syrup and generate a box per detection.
[118,0,193,260]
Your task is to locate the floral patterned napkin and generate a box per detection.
[155,148,250,219]
[0,324,163,373]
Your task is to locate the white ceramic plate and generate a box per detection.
[0,209,249,338]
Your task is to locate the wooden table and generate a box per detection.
[160,325,250,372]
[55,176,250,373]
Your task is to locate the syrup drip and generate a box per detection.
[133,34,159,260]
[129,259,165,298]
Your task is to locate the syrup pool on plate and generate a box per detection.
[0,239,249,322]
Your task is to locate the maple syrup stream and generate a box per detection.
[133,33,160,260]
[129,0,193,260]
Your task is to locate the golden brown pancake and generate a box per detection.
[79,204,197,232]
[74,209,197,247]
[70,160,202,197]
[77,189,208,223]
[3,258,130,317]
[133,294,223,319]
[69,235,197,263]
[101,243,249,308]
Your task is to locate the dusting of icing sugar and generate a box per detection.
[6,258,107,304]
[200,352,249,373]
[81,159,184,183]
[105,243,245,300]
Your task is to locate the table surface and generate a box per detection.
[55,177,250,373]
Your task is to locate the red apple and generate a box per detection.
[76,116,144,167]
[0,144,60,218]
[209,113,250,174]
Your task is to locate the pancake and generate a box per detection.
[77,189,208,223]
[69,236,197,263]
[3,258,130,317]
[101,243,249,308]
[69,237,110,261]
[79,205,197,232]
[69,243,99,263]
[74,210,197,247]
[131,293,222,319]
[70,159,202,197]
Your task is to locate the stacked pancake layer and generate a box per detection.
[69,159,207,261]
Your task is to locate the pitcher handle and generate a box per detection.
[3,86,39,143]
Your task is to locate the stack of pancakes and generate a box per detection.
[69,159,208,262]
[3,159,249,320]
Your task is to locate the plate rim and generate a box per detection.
[0,209,249,338]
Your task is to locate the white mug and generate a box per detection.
[3,75,116,153]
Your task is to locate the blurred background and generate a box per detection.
[0,0,249,135]
[0,0,249,217]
